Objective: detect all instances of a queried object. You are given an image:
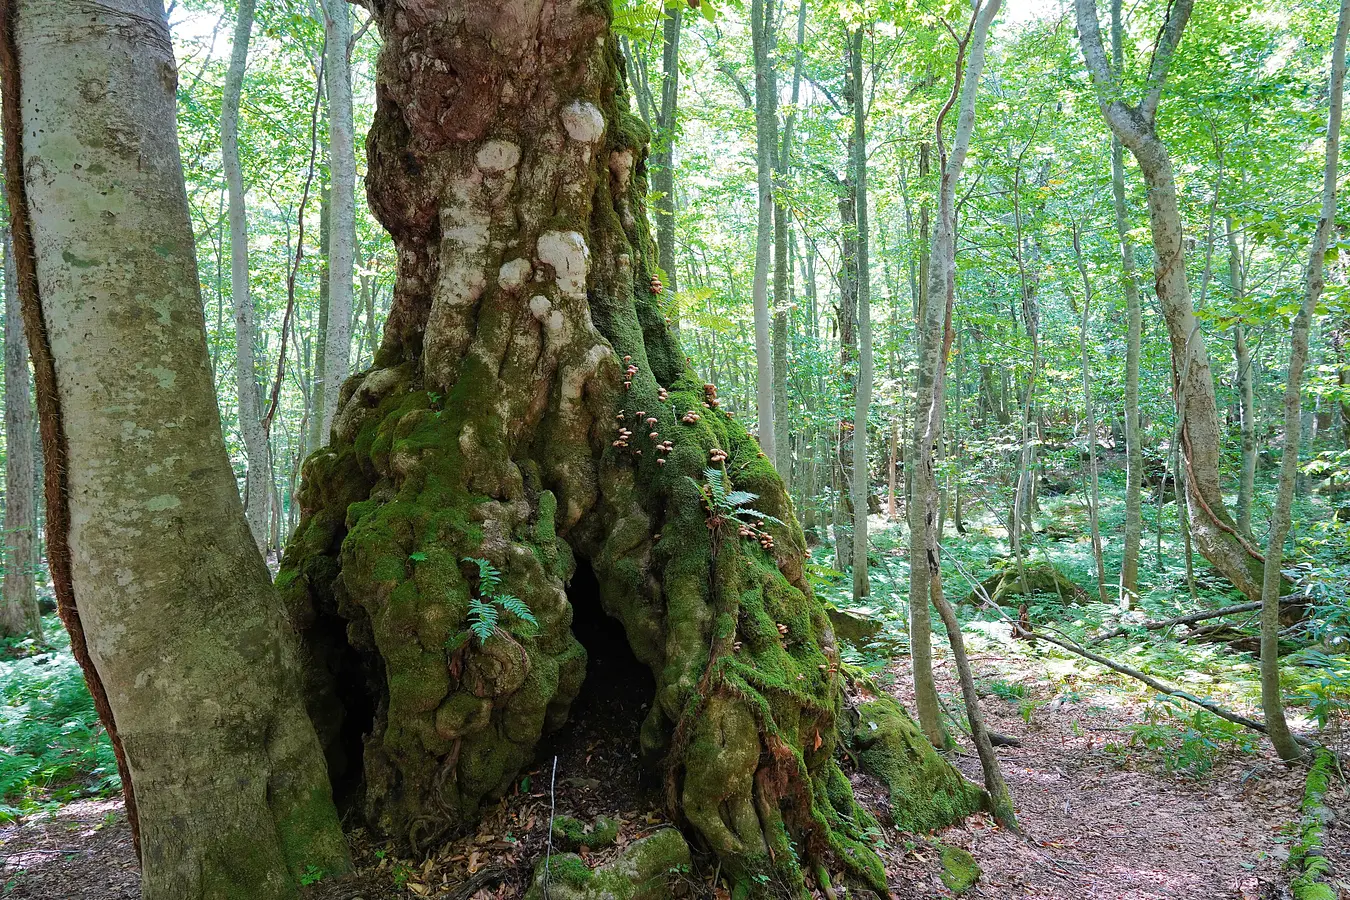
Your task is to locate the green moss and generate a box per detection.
[524,829,690,900]
[550,814,619,850]
[939,844,981,894]
[842,697,987,834]
[1290,748,1337,900]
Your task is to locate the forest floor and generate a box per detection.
[3,621,1342,899]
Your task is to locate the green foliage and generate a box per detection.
[1284,649,1350,731]
[1114,699,1258,777]
[0,621,120,822]
[462,557,538,646]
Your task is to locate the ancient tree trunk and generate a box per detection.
[1,228,39,640]
[1078,0,1266,601]
[1260,0,1350,763]
[1,1,350,895]
[910,0,1001,751]
[850,27,872,603]
[750,0,777,462]
[1109,0,1142,607]
[279,4,980,895]
[224,0,274,552]
[1228,216,1257,537]
[320,0,355,438]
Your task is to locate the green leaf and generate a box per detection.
[409,551,428,563]
[498,595,537,626]
[468,598,498,644]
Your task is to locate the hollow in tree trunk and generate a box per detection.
[278,3,982,895]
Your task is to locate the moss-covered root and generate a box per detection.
[523,827,692,900]
[840,695,988,834]
[1290,748,1339,900]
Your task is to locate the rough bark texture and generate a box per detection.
[1,227,39,640]
[2,1,350,895]
[223,0,274,552]
[320,0,356,439]
[651,4,680,329]
[278,3,980,895]
[1077,0,1266,602]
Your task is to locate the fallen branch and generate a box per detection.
[1289,748,1339,900]
[1089,600,1297,645]
[939,546,1318,751]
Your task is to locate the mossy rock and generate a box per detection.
[551,814,620,850]
[841,696,987,834]
[964,560,1092,606]
[826,605,883,648]
[939,844,980,894]
[524,827,692,900]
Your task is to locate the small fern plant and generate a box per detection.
[701,467,784,550]
[463,557,537,645]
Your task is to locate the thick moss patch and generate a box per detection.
[524,828,691,900]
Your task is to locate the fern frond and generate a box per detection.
[702,467,727,502]
[467,598,498,644]
[723,490,759,509]
[498,596,537,626]
[735,509,785,527]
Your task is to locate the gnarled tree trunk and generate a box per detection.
[279,3,980,895]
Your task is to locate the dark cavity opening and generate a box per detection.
[323,612,380,815]
[534,558,657,793]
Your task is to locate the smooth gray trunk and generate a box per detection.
[320,0,355,440]
[223,0,272,552]
[1259,0,1350,762]
[750,0,777,461]
[850,26,872,602]
[3,0,350,894]
[1,227,39,640]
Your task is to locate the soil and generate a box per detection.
[3,638,1344,899]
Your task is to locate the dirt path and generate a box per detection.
[1,647,1340,898]
[879,648,1327,899]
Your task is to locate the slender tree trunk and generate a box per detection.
[320,0,355,439]
[1078,0,1266,602]
[1228,215,1257,537]
[223,0,273,552]
[910,0,1001,752]
[308,185,331,456]
[850,26,873,602]
[1072,227,1108,604]
[1,227,39,640]
[1,2,350,894]
[652,3,681,330]
[750,0,777,461]
[1111,0,1143,609]
[1261,0,1350,763]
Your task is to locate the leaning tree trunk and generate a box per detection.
[2,1,350,896]
[1078,0,1268,602]
[278,3,981,895]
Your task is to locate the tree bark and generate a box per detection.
[750,0,777,462]
[1228,215,1257,537]
[1,1,350,895]
[1,227,39,640]
[850,26,872,603]
[320,0,355,440]
[652,4,681,330]
[223,0,273,552]
[1109,0,1142,607]
[1077,0,1266,602]
[1072,226,1108,604]
[1259,0,1350,763]
[910,0,1001,751]
[277,5,981,895]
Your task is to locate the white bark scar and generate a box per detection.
[561,101,605,144]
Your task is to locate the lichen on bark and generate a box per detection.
[279,2,980,894]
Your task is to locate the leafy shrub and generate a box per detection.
[0,622,120,821]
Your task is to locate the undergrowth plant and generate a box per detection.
[0,622,120,821]
[462,557,537,646]
[700,467,783,550]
